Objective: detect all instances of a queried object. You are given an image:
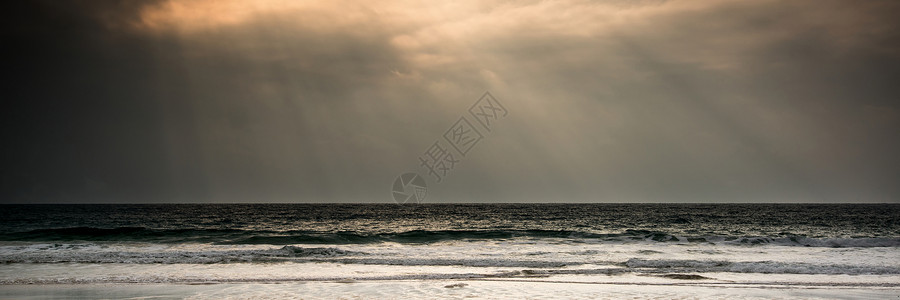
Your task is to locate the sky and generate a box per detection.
[2,0,899,203]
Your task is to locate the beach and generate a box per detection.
[2,279,898,299]
[1,204,898,299]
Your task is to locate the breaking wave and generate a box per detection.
[0,244,359,264]
[3,227,898,247]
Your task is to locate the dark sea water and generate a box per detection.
[1,204,898,245]
[1,204,899,285]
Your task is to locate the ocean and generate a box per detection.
[1,203,898,299]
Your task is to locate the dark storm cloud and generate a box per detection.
[2,0,899,203]
[2,0,175,202]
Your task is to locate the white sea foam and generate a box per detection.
[1,239,898,279]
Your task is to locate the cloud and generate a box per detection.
[3,0,899,202]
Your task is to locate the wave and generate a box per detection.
[2,243,898,276]
[5,273,900,286]
[1,227,246,243]
[624,258,900,275]
[0,243,586,267]
[1,242,898,278]
[0,269,636,285]
[1,262,897,286]
[0,245,360,264]
[0,228,621,244]
[2,227,899,247]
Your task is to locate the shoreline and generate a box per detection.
[2,280,898,299]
